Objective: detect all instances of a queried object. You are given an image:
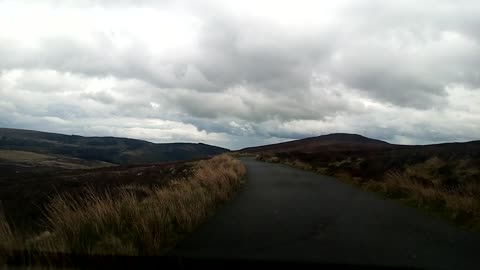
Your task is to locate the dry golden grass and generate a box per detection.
[228,152,255,157]
[0,154,246,257]
[383,170,445,206]
[0,208,17,259]
[257,154,312,167]
[382,170,480,227]
[284,160,312,170]
[0,205,22,265]
[255,153,280,163]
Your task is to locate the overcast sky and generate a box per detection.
[1,0,479,149]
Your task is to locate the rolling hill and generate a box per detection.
[240,133,398,153]
[0,127,230,231]
[0,128,229,165]
[240,133,480,157]
[240,133,480,184]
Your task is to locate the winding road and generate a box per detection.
[171,157,480,269]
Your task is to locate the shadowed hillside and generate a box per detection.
[0,128,229,165]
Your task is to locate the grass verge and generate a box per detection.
[255,154,480,232]
[380,170,480,229]
[1,154,246,259]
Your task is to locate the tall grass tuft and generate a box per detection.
[1,205,19,263]
[382,170,480,226]
[1,154,246,257]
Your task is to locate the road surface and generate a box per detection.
[170,157,480,269]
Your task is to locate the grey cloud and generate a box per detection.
[46,104,89,119]
[1,0,480,148]
[0,36,204,91]
[331,0,480,108]
[327,52,448,109]
[165,85,357,123]
[1,10,333,96]
[191,15,334,94]
[2,0,477,111]
[81,91,116,104]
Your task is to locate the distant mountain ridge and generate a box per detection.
[240,133,480,162]
[240,133,394,153]
[0,128,229,165]
[306,133,389,143]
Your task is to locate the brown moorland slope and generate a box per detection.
[0,159,195,232]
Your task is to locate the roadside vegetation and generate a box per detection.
[256,152,480,232]
[229,152,255,158]
[1,154,246,259]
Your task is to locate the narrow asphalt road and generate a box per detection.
[170,157,480,269]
